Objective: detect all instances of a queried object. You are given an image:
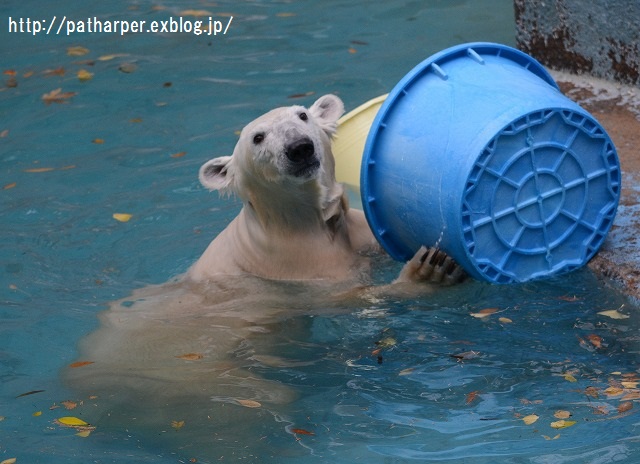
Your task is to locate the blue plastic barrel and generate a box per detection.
[361,43,621,283]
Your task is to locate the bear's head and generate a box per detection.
[199,95,346,229]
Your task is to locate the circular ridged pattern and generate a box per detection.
[461,110,620,283]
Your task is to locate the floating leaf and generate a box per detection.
[376,337,397,349]
[67,46,90,56]
[171,420,185,430]
[621,391,640,401]
[175,353,203,361]
[171,151,187,158]
[550,419,576,429]
[291,428,314,435]
[43,67,65,77]
[236,399,261,408]
[498,317,513,324]
[180,9,213,16]
[470,308,498,319]
[618,402,633,414]
[3,182,16,190]
[597,310,629,320]
[276,12,297,17]
[61,400,78,410]
[16,390,45,398]
[76,429,92,437]
[0,129,9,138]
[112,213,132,223]
[42,88,77,104]
[55,416,90,427]
[398,368,415,376]
[522,414,539,425]
[130,117,143,123]
[584,386,600,398]
[77,69,93,81]
[554,410,571,419]
[621,381,638,389]
[542,434,561,440]
[452,350,481,361]
[24,167,55,173]
[69,361,94,368]
[564,374,577,383]
[1,458,17,464]
[98,53,129,61]
[92,138,105,144]
[33,411,42,417]
[605,386,624,397]
[287,91,315,99]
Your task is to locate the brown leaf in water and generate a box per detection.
[61,400,78,410]
[69,361,94,368]
[3,182,16,190]
[465,391,480,405]
[24,167,55,173]
[236,399,261,408]
[171,420,185,430]
[43,67,66,77]
[287,91,315,99]
[586,334,603,349]
[618,402,633,414]
[291,428,314,435]
[42,88,77,104]
[554,410,571,419]
[175,353,203,361]
[171,151,187,158]
[470,308,498,319]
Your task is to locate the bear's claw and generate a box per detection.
[396,246,466,285]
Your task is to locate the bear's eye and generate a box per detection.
[299,112,308,122]
[253,133,265,145]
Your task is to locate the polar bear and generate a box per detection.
[189,94,462,286]
[65,95,463,459]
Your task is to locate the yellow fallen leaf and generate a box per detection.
[98,53,129,61]
[542,434,561,440]
[597,310,630,320]
[498,317,513,324]
[554,410,571,419]
[550,419,576,429]
[522,414,539,425]
[113,213,132,222]
[171,420,185,430]
[33,411,42,417]
[621,381,638,389]
[77,69,93,81]
[1,458,17,464]
[56,416,91,427]
[605,386,624,397]
[67,46,90,56]
[236,399,261,408]
[564,374,577,383]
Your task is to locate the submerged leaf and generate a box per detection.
[554,410,571,419]
[236,399,261,408]
[597,310,629,320]
[175,353,203,361]
[69,361,94,368]
[465,391,480,405]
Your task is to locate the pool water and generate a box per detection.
[1,0,639,463]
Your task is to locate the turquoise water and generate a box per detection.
[2,0,639,463]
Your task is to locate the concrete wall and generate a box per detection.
[514,0,640,85]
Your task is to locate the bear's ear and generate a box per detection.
[199,156,235,193]
[309,94,345,136]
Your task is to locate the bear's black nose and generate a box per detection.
[285,138,315,163]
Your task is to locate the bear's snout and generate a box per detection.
[285,137,315,163]
[284,137,320,178]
